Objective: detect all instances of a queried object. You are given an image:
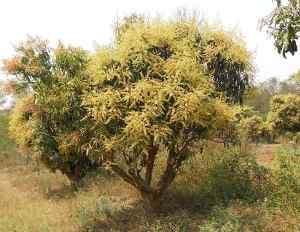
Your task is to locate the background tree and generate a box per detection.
[262,0,300,58]
[4,38,99,185]
[267,94,300,136]
[290,69,300,94]
[84,18,250,211]
[244,78,278,116]
[239,115,266,144]
[244,76,299,116]
[292,69,300,82]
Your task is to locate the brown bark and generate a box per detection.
[156,143,190,196]
[141,191,162,213]
[156,154,177,196]
[109,162,138,188]
[145,146,159,185]
[108,142,190,212]
[109,162,153,194]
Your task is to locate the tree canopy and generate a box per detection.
[262,0,300,58]
[84,19,245,210]
[267,94,300,135]
[244,76,300,116]
[5,38,99,184]
[114,15,253,104]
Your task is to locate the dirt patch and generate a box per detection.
[255,144,281,166]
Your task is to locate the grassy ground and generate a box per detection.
[0,111,299,232]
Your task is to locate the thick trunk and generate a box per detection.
[141,191,162,213]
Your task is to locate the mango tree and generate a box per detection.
[5,38,99,185]
[84,18,251,211]
[267,94,300,135]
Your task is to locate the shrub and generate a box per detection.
[203,149,270,203]
[267,94,300,136]
[76,195,118,231]
[198,203,265,232]
[175,147,272,209]
[215,106,272,146]
[266,146,300,212]
[0,112,20,167]
[239,115,264,144]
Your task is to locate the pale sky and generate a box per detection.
[0,0,299,82]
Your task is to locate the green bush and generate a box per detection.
[198,202,265,232]
[173,147,272,209]
[75,195,119,231]
[0,112,24,167]
[267,94,300,136]
[199,148,271,204]
[266,146,300,212]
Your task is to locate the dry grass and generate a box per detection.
[0,112,299,231]
[0,146,298,232]
[0,167,76,232]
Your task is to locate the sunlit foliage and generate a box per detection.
[239,115,268,144]
[5,38,99,184]
[84,18,248,210]
[114,15,253,104]
[262,0,300,58]
[267,94,300,135]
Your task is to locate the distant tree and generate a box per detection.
[4,38,99,185]
[292,69,300,82]
[244,87,268,116]
[84,18,249,211]
[289,70,300,94]
[245,76,299,115]
[239,115,266,144]
[262,0,300,58]
[267,94,300,135]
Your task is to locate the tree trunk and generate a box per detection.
[141,191,162,213]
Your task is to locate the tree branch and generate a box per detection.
[145,145,159,186]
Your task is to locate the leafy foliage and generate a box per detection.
[5,38,99,184]
[245,76,300,116]
[267,94,300,135]
[215,106,271,146]
[239,115,270,144]
[262,0,300,58]
[198,148,271,205]
[114,15,253,104]
[267,146,300,212]
[4,15,252,209]
[202,29,253,104]
[9,95,36,155]
[84,18,250,210]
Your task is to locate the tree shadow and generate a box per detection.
[79,199,148,232]
[44,183,77,200]
[78,192,218,232]
[78,176,272,232]
[44,170,114,201]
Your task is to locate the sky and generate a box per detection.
[0,0,299,82]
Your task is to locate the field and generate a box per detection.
[0,112,299,232]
